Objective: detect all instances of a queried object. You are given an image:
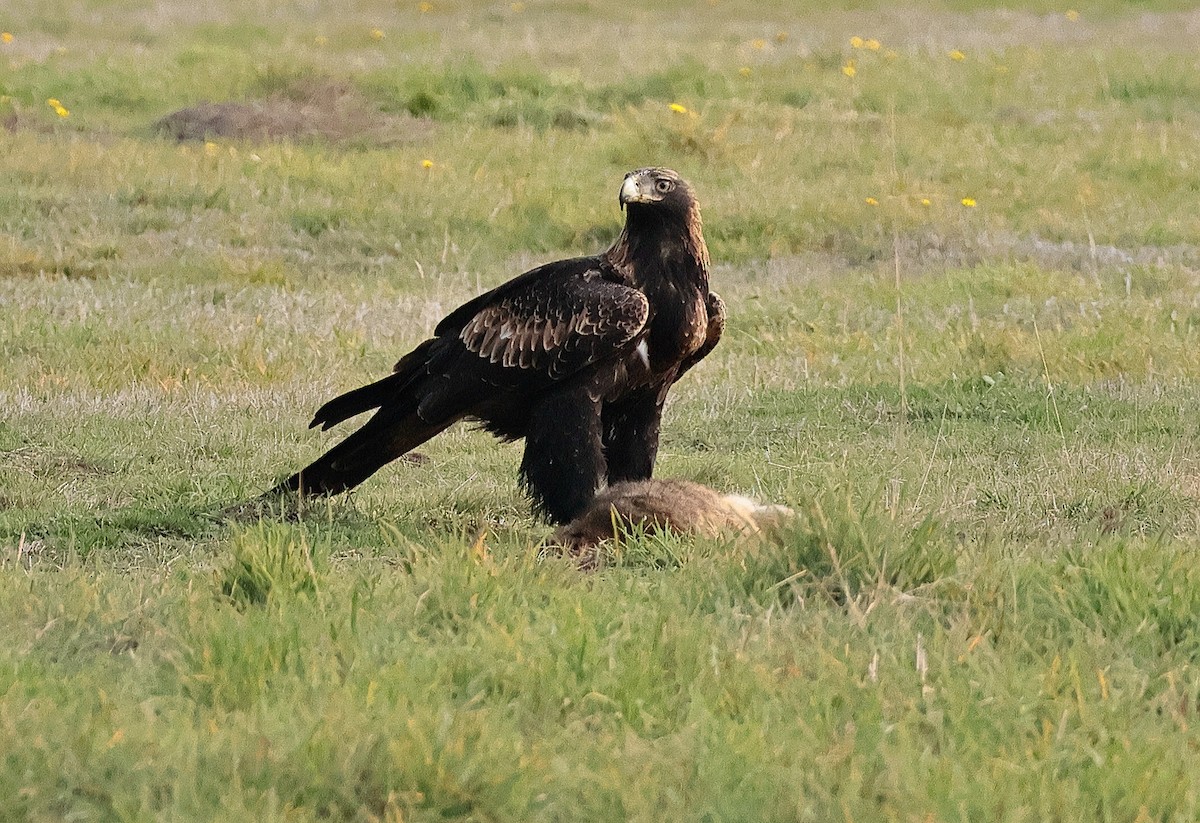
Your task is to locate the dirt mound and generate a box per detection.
[154,79,432,146]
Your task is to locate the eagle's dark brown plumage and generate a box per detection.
[268,167,724,523]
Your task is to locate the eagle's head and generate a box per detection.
[609,166,708,280]
[618,167,696,217]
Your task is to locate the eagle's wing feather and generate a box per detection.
[674,290,725,383]
[444,260,649,382]
[435,256,603,336]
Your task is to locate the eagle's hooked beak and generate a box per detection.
[619,174,644,209]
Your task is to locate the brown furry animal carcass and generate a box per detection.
[549,478,793,565]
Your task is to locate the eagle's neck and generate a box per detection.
[605,206,710,291]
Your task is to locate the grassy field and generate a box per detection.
[5,0,1200,819]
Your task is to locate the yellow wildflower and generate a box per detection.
[204,141,219,157]
[53,104,69,118]
[849,36,864,49]
[751,38,766,50]
[47,98,61,107]
[920,198,931,207]
[421,159,434,169]
[418,1,432,11]
[314,35,328,46]
[669,102,688,114]
[864,38,881,51]
[738,66,752,77]
[961,197,977,208]
[865,197,878,206]
[370,28,384,40]
[842,61,856,78]
[1065,9,1080,21]
[1,32,12,44]
[948,49,966,61]
[775,31,788,43]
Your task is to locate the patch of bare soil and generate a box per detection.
[153,78,433,147]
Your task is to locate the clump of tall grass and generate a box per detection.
[216,523,326,607]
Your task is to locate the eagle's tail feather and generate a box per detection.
[309,371,406,431]
[309,340,438,431]
[270,408,452,498]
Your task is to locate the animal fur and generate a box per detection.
[550,478,794,558]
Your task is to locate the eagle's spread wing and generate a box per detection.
[435,260,650,381]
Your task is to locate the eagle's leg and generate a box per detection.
[520,387,606,524]
[601,387,666,486]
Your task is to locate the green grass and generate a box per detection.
[5,1,1200,819]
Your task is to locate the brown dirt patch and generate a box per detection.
[153,78,433,147]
